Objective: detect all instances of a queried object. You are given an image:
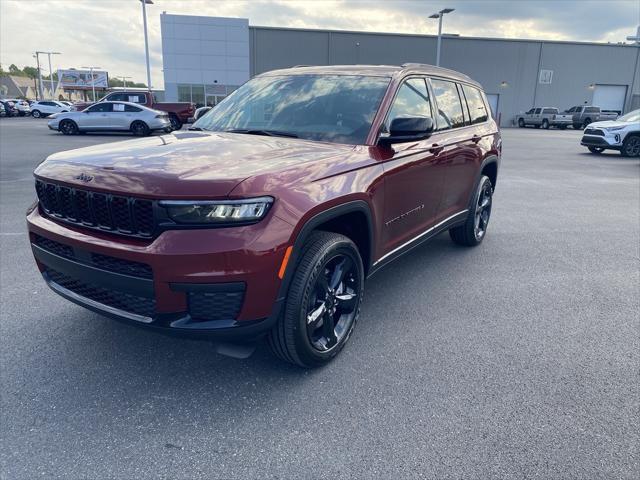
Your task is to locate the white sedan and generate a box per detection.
[47,101,171,136]
[581,109,640,157]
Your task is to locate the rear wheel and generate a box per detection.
[621,135,640,157]
[267,231,364,368]
[518,118,525,128]
[31,110,41,118]
[582,118,592,128]
[573,123,581,130]
[542,119,550,129]
[450,175,493,247]
[59,119,79,135]
[130,120,150,136]
[588,146,605,154]
[169,114,182,131]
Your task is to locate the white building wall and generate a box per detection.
[161,14,250,104]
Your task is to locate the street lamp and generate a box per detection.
[140,0,154,90]
[429,8,455,67]
[35,51,61,99]
[82,66,102,101]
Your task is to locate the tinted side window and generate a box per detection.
[431,79,465,130]
[534,108,542,114]
[385,78,432,131]
[124,104,142,112]
[542,108,557,114]
[86,103,112,113]
[585,107,599,113]
[462,85,489,124]
[106,93,127,102]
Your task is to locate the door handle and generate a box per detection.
[471,135,482,144]
[429,143,444,155]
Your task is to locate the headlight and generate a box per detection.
[160,197,273,225]
[604,126,624,131]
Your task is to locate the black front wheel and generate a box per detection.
[130,121,150,136]
[169,115,183,131]
[59,120,79,135]
[542,119,550,129]
[518,118,525,128]
[621,135,640,157]
[450,175,493,247]
[268,231,364,367]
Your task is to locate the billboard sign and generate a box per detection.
[57,69,109,89]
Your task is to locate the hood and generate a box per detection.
[34,131,351,198]
[586,120,626,129]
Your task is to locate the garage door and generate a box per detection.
[592,85,627,114]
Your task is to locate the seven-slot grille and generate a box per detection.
[35,180,155,238]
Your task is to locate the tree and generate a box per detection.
[9,64,21,74]
[22,66,39,79]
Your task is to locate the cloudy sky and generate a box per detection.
[1,0,638,88]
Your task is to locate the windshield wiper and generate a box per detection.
[225,128,299,138]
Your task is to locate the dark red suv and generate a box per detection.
[27,64,501,367]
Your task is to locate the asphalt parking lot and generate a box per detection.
[1,116,638,479]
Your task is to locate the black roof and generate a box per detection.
[258,63,480,87]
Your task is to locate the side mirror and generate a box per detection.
[380,116,434,145]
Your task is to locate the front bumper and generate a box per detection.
[581,131,623,150]
[27,205,293,340]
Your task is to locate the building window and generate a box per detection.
[177,84,191,103]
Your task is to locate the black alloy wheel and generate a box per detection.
[305,253,360,352]
[130,121,150,136]
[268,231,364,367]
[450,175,493,247]
[169,115,182,131]
[621,135,640,157]
[59,120,79,135]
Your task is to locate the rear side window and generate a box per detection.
[86,103,112,113]
[542,108,557,114]
[431,79,465,130]
[534,108,542,114]
[106,93,127,102]
[124,104,142,112]
[462,85,489,124]
[585,107,599,113]
[384,78,432,131]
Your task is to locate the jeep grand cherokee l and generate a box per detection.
[27,64,501,367]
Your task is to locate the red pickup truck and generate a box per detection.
[72,90,194,130]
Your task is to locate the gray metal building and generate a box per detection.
[161,14,640,126]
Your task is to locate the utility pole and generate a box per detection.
[33,53,44,100]
[35,51,61,99]
[140,0,154,90]
[429,8,455,67]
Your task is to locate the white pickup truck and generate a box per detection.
[580,109,640,157]
[516,107,572,129]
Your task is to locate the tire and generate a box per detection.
[518,118,525,128]
[130,120,150,136]
[31,110,41,118]
[163,127,173,134]
[573,124,581,130]
[621,134,640,157]
[267,231,365,368]
[582,118,592,128]
[542,119,549,129]
[449,175,493,247]
[169,115,182,131]
[59,120,79,135]
[588,147,605,154]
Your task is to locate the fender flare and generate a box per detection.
[467,155,500,211]
[275,200,375,302]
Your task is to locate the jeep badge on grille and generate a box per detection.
[74,173,93,182]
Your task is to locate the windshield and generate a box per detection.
[193,74,391,145]
[618,110,640,123]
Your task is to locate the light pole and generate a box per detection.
[35,51,61,99]
[140,0,154,90]
[429,8,455,67]
[82,66,101,101]
[33,53,44,100]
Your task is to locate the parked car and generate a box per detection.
[516,107,572,129]
[4,99,31,116]
[580,109,640,157]
[193,105,212,122]
[72,90,194,130]
[1,100,18,117]
[565,105,618,129]
[27,64,501,367]
[47,101,171,136]
[30,101,69,118]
